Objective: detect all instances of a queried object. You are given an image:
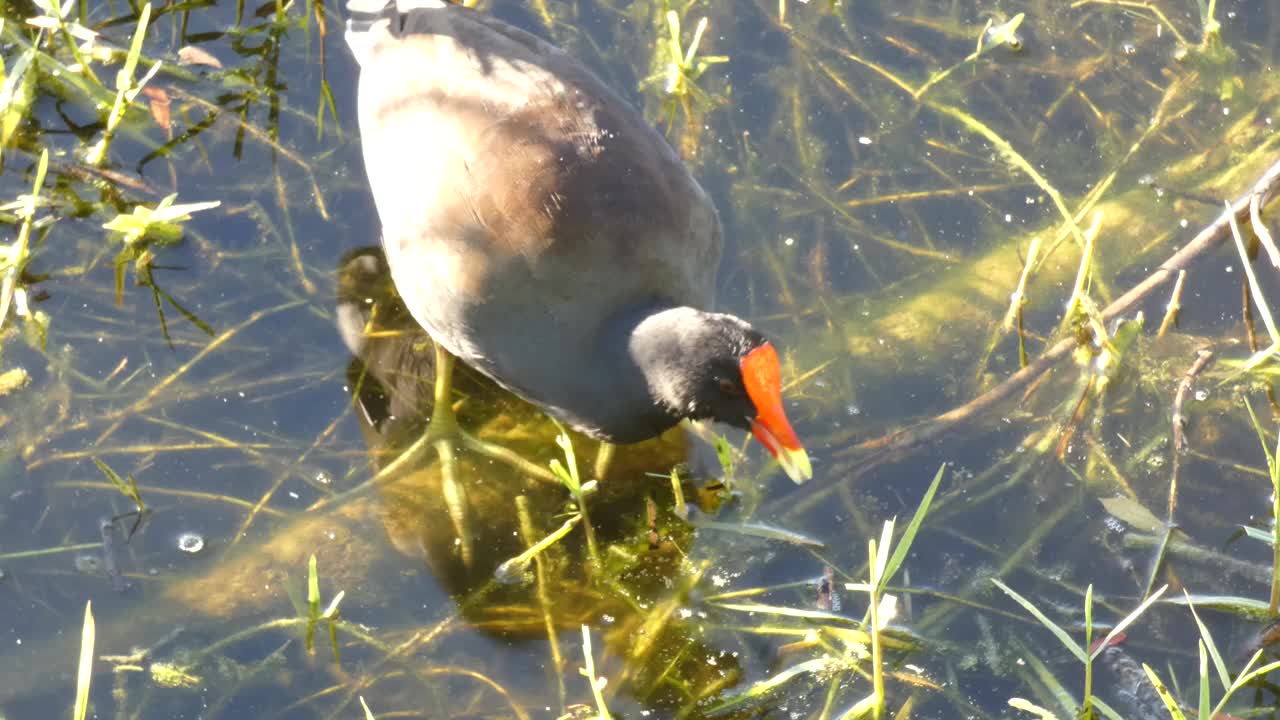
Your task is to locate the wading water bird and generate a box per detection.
[343,0,811,486]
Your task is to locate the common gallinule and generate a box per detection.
[344,0,811,483]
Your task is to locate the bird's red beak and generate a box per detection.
[740,342,812,483]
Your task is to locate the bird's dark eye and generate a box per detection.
[718,377,741,395]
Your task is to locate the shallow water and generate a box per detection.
[3,0,1280,717]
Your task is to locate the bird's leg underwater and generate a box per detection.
[423,343,558,566]
[593,441,616,481]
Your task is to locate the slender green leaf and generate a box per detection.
[1084,583,1095,710]
[1141,665,1188,720]
[992,578,1086,662]
[689,519,824,547]
[73,601,95,720]
[873,521,894,580]
[1093,697,1127,720]
[1091,585,1167,660]
[119,3,152,88]
[1182,591,1231,692]
[712,600,860,625]
[307,554,320,612]
[305,554,319,652]
[1197,641,1209,720]
[1164,594,1274,621]
[1212,654,1280,716]
[0,48,34,149]
[835,692,878,720]
[1243,397,1276,471]
[1241,525,1274,546]
[1007,698,1058,720]
[705,657,831,714]
[579,625,612,720]
[881,464,946,587]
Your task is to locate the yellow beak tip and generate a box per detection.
[778,447,813,484]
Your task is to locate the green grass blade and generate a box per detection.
[1008,696,1059,717]
[1242,525,1275,545]
[1092,697,1127,720]
[1165,594,1274,621]
[688,519,824,547]
[306,554,320,652]
[579,626,612,720]
[881,463,946,589]
[1234,657,1280,684]
[1007,698,1059,719]
[119,3,152,87]
[1242,398,1276,470]
[307,554,320,613]
[835,692,878,720]
[1182,591,1231,692]
[1228,203,1280,343]
[992,578,1086,662]
[706,657,831,714]
[91,457,126,490]
[664,11,683,68]
[684,17,707,67]
[712,600,860,625]
[1141,665,1188,720]
[1212,655,1280,716]
[73,600,94,720]
[1084,584,1094,711]
[873,520,894,580]
[1197,641,1209,720]
[1091,585,1168,660]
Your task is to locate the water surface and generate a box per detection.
[3,0,1280,717]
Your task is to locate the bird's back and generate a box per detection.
[345,0,722,433]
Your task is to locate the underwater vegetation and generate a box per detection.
[7,0,1280,718]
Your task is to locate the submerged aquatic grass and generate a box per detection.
[1139,593,1280,720]
[5,0,1280,717]
[993,579,1167,718]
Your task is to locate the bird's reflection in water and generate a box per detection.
[336,248,742,710]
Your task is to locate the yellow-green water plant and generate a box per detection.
[0,147,50,348]
[549,420,601,568]
[704,464,945,717]
[992,580,1168,719]
[86,3,160,166]
[0,18,37,152]
[1139,593,1280,720]
[577,625,612,720]
[638,7,728,134]
[494,511,582,585]
[304,554,345,664]
[1241,397,1280,614]
[92,457,146,520]
[102,192,220,343]
[914,12,1025,99]
[24,0,102,86]
[709,429,737,488]
[1222,202,1280,375]
[838,463,946,719]
[72,600,94,720]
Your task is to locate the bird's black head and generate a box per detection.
[629,307,811,482]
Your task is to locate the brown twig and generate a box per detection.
[833,156,1280,481]
[1156,269,1187,338]
[1169,348,1214,519]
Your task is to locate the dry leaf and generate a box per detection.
[141,86,171,136]
[1099,496,1164,534]
[177,45,222,69]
